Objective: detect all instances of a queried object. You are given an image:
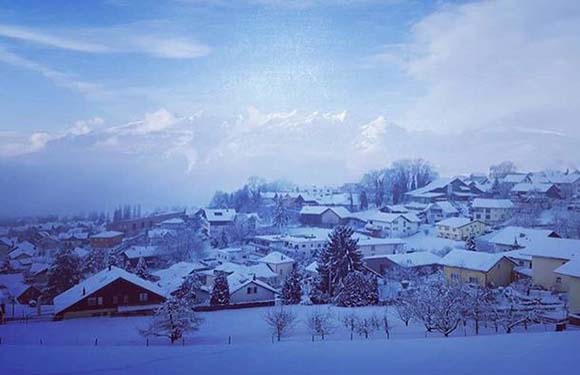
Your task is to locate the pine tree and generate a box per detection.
[140,297,203,344]
[334,271,369,307]
[273,196,288,232]
[82,248,107,275]
[174,274,204,306]
[44,248,83,301]
[281,269,302,305]
[134,257,151,280]
[210,272,230,306]
[316,226,363,297]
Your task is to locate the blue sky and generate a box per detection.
[1,0,579,215]
[0,0,442,131]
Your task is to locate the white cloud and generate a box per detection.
[399,0,580,134]
[0,23,210,59]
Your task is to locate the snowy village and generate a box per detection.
[1,160,580,373]
[2,0,580,374]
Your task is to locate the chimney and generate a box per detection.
[108,264,112,271]
[82,287,86,296]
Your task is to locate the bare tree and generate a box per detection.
[394,298,413,327]
[306,309,336,340]
[341,312,359,340]
[264,307,297,342]
[354,313,381,339]
[381,308,393,339]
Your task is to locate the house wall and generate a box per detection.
[358,243,405,257]
[532,256,570,291]
[268,262,294,279]
[437,221,487,241]
[473,207,513,225]
[443,259,513,287]
[320,210,341,226]
[90,235,123,249]
[230,282,275,304]
[564,276,580,314]
[372,217,419,238]
[57,278,165,319]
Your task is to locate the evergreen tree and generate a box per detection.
[82,248,107,275]
[465,237,477,251]
[140,297,203,344]
[174,274,204,306]
[44,248,83,301]
[273,196,288,232]
[334,271,369,307]
[281,269,302,305]
[134,257,152,280]
[316,226,364,297]
[210,272,230,306]
[359,190,369,210]
[366,275,379,305]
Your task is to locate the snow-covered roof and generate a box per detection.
[299,205,350,218]
[431,201,459,214]
[214,262,279,280]
[123,245,164,259]
[201,208,237,222]
[217,247,243,253]
[472,198,515,209]
[9,241,36,259]
[349,210,420,224]
[555,258,580,278]
[0,273,32,298]
[305,261,318,274]
[381,251,441,268]
[90,231,124,239]
[228,273,278,294]
[503,174,530,183]
[525,238,580,261]
[28,262,50,275]
[73,247,90,259]
[512,183,555,193]
[54,266,166,314]
[485,226,556,247]
[153,261,208,293]
[160,218,185,225]
[440,249,507,272]
[437,217,476,229]
[258,251,294,265]
[355,235,406,246]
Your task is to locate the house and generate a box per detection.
[59,232,89,249]
[440,249,515,287]
[511,183,561,202]
[228,273,278,305]
[248,234,286,254]
[0,237,15,259]
[500,173,533,191]
[108,211,185,236]
[0,273,42,305]
[216,247,249,263]
[363,251,441,276]
[202,262,279,289]
[347,210,420,238]
[8,241,36,270]
[153,261,210,303]
[436,217,487,241]
[123,245,172,267]
[475,226,560,253]
[525,238,580,292]
[548,172,580,199]
[159,217,187,230]
[277,233,329,256]
[354,235,406,257]
[471,198,515,225]
[554,259,580,318]
[258,251,295,279]
[53,266,166,319]
[196,208,237,236]
[90,231,124,249]
[299,206,350,227]
[405,177,481,203]
[424,201,459,224]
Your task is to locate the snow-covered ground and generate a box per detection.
[405,225,465,254]
[0,331,577,375]
[0,304,565,346]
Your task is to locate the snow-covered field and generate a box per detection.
[0,331,577,375]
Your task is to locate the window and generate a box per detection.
[139,293,148,302]
[88,297,97,307]
[123,295,129,304]
[97,297,103,305]
[247,286,258,294]
[112,296,119,304]
[469,276,478,283]
[451,273,459,281]
[556,277,562,284]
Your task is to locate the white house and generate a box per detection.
[258,251,295,280]
[348,210,420,238]
[471,198,515,225]
[424,201,460,224]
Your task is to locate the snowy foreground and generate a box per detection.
[0,331,578,375]
[0,305,578,374]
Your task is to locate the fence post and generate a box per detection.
[94,338,98,346]
[228,336,231,345]
[312,335,314,342]
[146,338,149,347]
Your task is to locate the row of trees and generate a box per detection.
[358,158,438,206]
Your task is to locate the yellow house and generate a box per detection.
[440,249,515,287]
[437,217,487,241]
[554,258,580,316]
[471,198,515,225]
[526,238,580,292]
